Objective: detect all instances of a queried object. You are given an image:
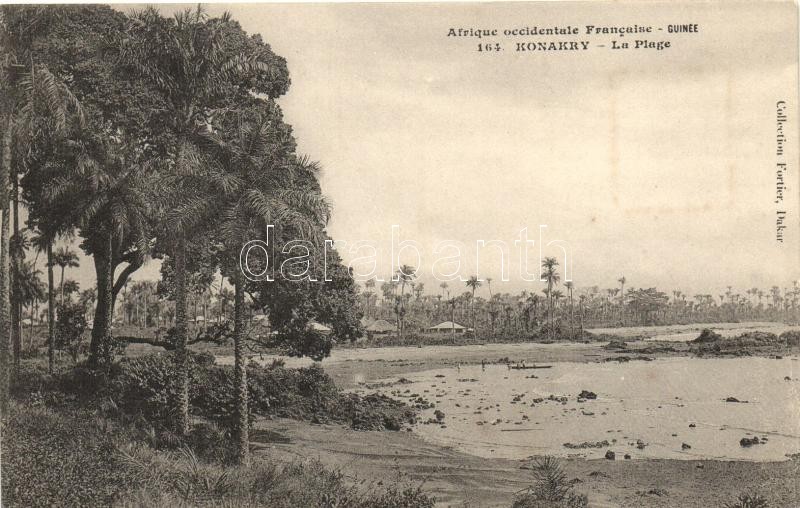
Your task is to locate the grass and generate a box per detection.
[2,392,434,507]
[2,356,434,507]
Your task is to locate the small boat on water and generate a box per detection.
[510,364,552,370]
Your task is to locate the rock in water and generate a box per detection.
[682,443,692,450]
[740,436,761,447]
[605,450,616,460]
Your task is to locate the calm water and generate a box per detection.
[368,357,800,461]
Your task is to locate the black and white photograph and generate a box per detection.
[1,2,799,506]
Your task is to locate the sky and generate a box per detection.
[52,1,800,297]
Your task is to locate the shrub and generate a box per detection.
[111,353,184,426]
[724,491,769,508]
[780,330,800,347]
[13,351,417,438]
[693,328,722,343]
[513,456,588,508]
[184,422,238,464]
[54,302,88,362]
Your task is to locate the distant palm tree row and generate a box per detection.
[359,259,800,338]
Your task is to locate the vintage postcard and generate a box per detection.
[1,1,798,507]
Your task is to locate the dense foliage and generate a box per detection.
[1,4,364,467]
[2,400,433,508]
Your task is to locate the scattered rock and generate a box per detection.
[689,423,696,428]
[682,443,692,450]
[640,488,668,497]
[693,329,722,343]
[725,397,748,403]
[578,390,597,400]
[604,450,616,460]
[563,440,610,449]
[740,436,761,447]
[624,453,631,459]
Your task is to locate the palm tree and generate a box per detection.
[564,281,574,339]
[53,246,78,309]
[79,288,97,323]
[203,109,330,465]
[40,127,151,368]
[122,6,286,438]
[1,7,83,398]
[413,282,424,301]
[394,265,416,338]
[218,286,233,321]
[447,298,457,341]
[439,281,449,301]
[28,231,58,373]
[618,276,626,325]
[541,257,560,339]
[14,260,45,350]
[465,275,482,333]
[364,278,376,318]
[62,280,79,302]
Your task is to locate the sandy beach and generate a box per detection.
[251,416,800,507]
[241,326,800,507]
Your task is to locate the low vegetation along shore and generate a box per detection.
[4,354,429,507]
[5,326,800,507]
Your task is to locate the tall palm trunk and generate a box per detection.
[11,171,21,374]
[547,282,553,340]
[471,288,476,333]
[568,289,574,339]
[47,243,55,373]
[218,275,224,321]
[0,111,12,412]
[450,304,456,342]
[173,236,190,435]
[59,266,65,309]
[233,269,249,465]
[28,301,35,350]
[88,236,113,367]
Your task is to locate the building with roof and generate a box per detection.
[427,321,468,334]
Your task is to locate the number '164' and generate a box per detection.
[477,43,502,52]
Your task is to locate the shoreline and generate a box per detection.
[211,323,800,505]
[252,416,800,507]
